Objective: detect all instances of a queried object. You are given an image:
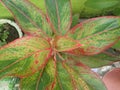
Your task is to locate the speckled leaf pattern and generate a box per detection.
[63,52,120,68]
[0,36,51,78]
[66,61,106,90]
[20,57,106,90]
[1,0,119,90]
[1,0,53,37]
[20,58,56,90]
[68,16,120,55]
[55,36,82,51]
[45,0,72,35]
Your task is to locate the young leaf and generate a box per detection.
[55,36,82,51]
[1,0,53,37]
[68,16,120,55]
[45,0,72,35]
[0,36,51,78]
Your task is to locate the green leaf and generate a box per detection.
[20,57,106,90]
[71,14,79,28]
[113,40,120,49]
[45,0,72,35]
[1,0,53,37]
[64,51,120,68]
[64,61,107,90]
[113,7,120,16]
[85,0,119,9]
[55,36,82,51]
[20,57,56,90]
[0,36,51,78]
[0,0,112,89]
[68,16,120,55]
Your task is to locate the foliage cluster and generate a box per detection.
[0,0,120,90]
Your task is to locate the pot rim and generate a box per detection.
[0,19,23,38]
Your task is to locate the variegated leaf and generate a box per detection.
[54,36,82,51]
[65,61,106,90]
[20,57,106,90]
[0,36,51,78]
[68,16,120,55]
[1,0,53,37]
[45,0,72,35]
[0,0,114,90]
[20,57,56,90]
[63,50,120,68]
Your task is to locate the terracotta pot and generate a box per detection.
[103,68,120,90]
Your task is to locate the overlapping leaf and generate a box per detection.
[65,60,106,90]
[0,0,119,90]
[20,57,56,90]
[45,0,72,35]
[19,57,106,90]
[1,0,53,37]
[0,36,51,78]
[63,50,120,68]
[68,16,120,55]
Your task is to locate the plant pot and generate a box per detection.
[0,19,23,46]
[103,68,120,90]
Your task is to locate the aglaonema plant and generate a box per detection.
[0,0,120,90]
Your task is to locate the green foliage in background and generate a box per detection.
[0,0,120,18]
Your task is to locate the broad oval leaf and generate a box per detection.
[45,0,72,35]
[20,57,106,90]
[68,16,120,55]
[54,36,82,52]
[63,49,120,68]
[1,0,53,37]
[0,36,51,78]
